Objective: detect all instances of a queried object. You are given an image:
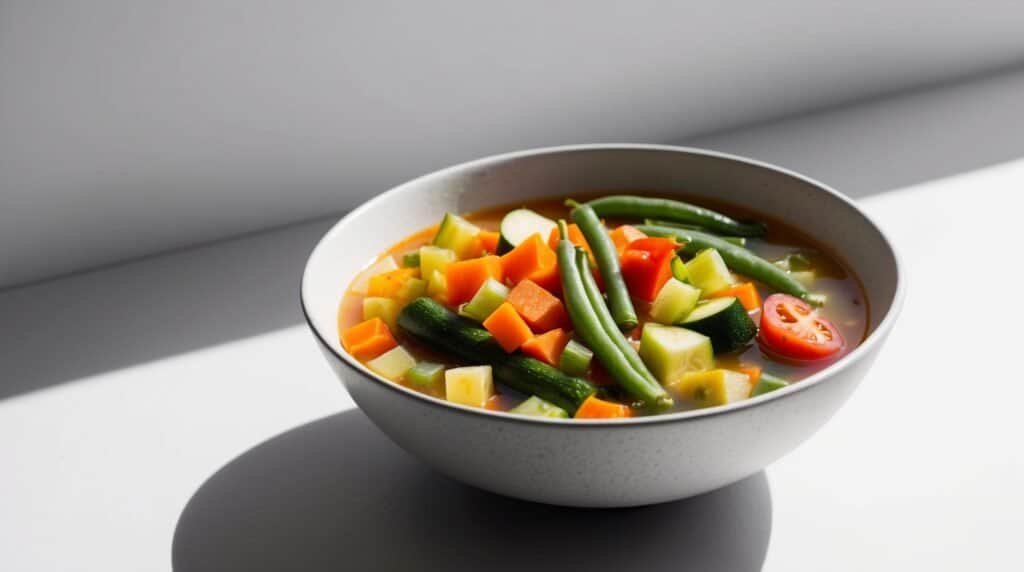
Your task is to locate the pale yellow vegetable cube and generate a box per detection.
[363,297,401,331]
[667,369,753,408]
[366,346,417,381]
[444,366,494,408]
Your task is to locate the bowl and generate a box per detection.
[301,144,903,507]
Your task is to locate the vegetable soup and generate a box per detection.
[338,194,867,419]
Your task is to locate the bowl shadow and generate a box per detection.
[172,409,773,572]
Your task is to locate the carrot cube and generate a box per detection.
[444,255,504,305]
[501,234,558,286]
[482,302,534,352]
[519,328,570,366]
[477,230,501,254]
[341,317,398,360]
[710,282,763,312]
[574,395,632,419]
[609,225,648,257]
[547,223,591,254]
[367,268,419,299]
[507,279,569,332]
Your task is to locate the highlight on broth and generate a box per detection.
[338,194,868,420]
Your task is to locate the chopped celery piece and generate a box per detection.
[558,339,593,376]
[686,249,734,295]
[419,246,457,279]
[432,213,481,259]
[402,252,421,268]
[670,256,690,283]
[366,346,417,381]
[445,365,494,408]
[350,256,399,295]
[668,369,752,407]
[650,279,701,324]
[407,361,445,387]
[362,297,401,331]
[458,278,510,321]
[751,373,788,397]
[638,324,714,384]
[426,270,448,301]
[509,395,569,418]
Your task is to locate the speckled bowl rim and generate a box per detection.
[301,143,905,427]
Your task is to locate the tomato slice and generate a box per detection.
[759,294,845,360]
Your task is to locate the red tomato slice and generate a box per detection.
[759,294,845,360]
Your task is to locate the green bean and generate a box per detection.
[556,221,673,410]
[643,219,746,246]
[587,195,766,237]
[568,202,638,330]
[636,223,814,303]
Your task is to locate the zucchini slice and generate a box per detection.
[509,395,569,418]
[685,248,734,295]
[679,297,757,354]
[497,209,556,254]
[433,213,481,259]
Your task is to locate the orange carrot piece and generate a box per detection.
[507,279,569,332]
[609,225,648,257]
[482,302,534,352]
[367,268,419,298]
[736,365,762,383]
[547,223,591,254]
[520,328,570,366]
[710,282,763,312]
[574,395,632,419]
[341,317,398,360]
[444,255,503,305]
[501,233,558,285]
[478,230,501,254]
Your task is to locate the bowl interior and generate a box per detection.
[302,145,900,376]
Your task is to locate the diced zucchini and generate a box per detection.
[650,279,701,324]
[670,256,690,283]
[432,213,481,259]
[751,373,788,397]
[558,339,593,377]
[362,297,401,331]
[638,323,714,384]
[366,346,417,381]
[349,256,399,295]
[444,365,494,408]
[686,249,734,295]
[407,361,445,387]
[668,369,752,408]
[509,395,569,418]
[402,252,421,268]
[419,246,457,279]
[679,297,757,354]
[497,209,557,254]
[458,278,510,322]
[426,269,448,301]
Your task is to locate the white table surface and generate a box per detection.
[3,70,1024,571]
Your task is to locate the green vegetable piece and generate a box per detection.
[558,339,594,377]
[402,252,421,268]
[644,219,747,246]
[498,208,557,254]
[432,213,481,259]
[366,346,417,381]
[679,297,757,354]
[650,278,701,324]
[419,245,457,280]
[686,249,735,295]
[750,373,788,397]
[638,323,714,384]
[362,297,401,331]
[669,369,753,407]
[586,195,766,237]
[670,256,689,283]
[458,278,510,321]
[509,395,569,418]
[406,361,445,387]
[569,202,638,330]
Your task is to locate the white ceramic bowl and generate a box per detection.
[301,144,903,508]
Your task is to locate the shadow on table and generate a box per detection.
[172,410,773,572]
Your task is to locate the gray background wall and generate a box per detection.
[3,0,1024,288]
